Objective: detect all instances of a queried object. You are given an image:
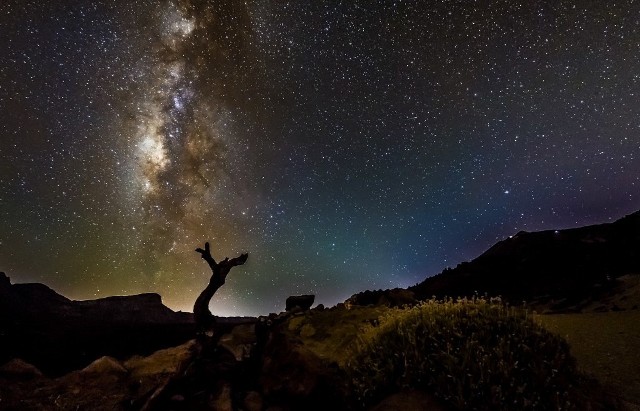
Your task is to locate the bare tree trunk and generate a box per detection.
[194,242,248,331]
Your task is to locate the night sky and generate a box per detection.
[1,1,639,316]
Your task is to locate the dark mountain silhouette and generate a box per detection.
[0,277,191,325]
[2,210,639,379]
[0,273,195,376]
[408,210,640,310]
[1,213,639,410]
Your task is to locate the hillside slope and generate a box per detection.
[409,210,640,310]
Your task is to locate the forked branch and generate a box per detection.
[193,242,248,331]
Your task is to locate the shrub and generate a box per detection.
[347,297,618,410]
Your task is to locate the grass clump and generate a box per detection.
[348,297,619,410]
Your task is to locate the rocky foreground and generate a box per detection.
[0,303,448,411]
[3,211,639,410]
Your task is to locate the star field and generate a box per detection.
[1,0,639,315]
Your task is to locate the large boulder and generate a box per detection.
[80,356,127,375]
[285,295,315,311]
[0,358,43,380]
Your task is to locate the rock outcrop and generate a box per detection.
[0,274,194,376]
[0,358,43,380]
[286,294,315,311]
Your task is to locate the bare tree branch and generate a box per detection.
[195,242,216,268]
[193,242,248,332]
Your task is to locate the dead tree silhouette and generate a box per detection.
[194,242,248,331]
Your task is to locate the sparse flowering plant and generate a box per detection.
[347,296,619,410]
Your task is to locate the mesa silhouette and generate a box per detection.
[2,210,639,377]
[0,276,197,376]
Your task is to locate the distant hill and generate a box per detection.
[408,210,640,311]
[0,275,192,325]
[0,273,195,375]
[1,212,639,410]
[4,209,640,376]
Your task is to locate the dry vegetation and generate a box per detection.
[284,305,389,366]
[286,299,622,410]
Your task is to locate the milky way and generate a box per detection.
[132,3,232,255]
[1,1,639,315]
